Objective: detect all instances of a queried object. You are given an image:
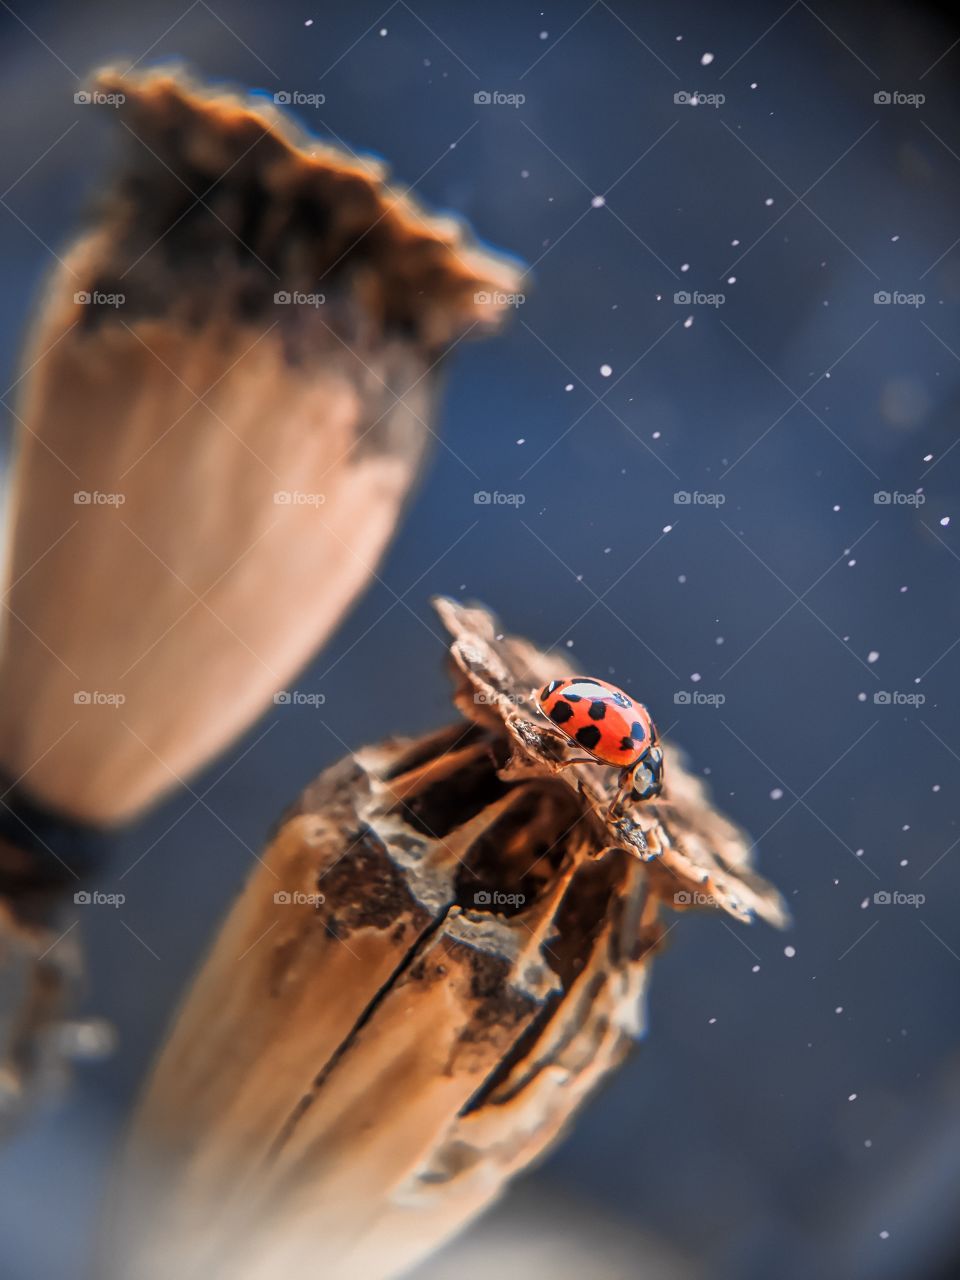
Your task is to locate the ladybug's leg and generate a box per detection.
[606,768,632,820]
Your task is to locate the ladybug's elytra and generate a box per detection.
[537,677,664,817]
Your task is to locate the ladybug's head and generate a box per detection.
[628,744,664,802]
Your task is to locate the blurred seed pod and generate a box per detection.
[0,65,520,825]
[104,599,787,1280]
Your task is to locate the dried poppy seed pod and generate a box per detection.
[103,600,786,1280]
[0,65,519,825]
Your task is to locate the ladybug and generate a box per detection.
[537,677,664,816]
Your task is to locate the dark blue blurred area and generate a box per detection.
[2,1,960,1277]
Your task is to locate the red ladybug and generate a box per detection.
[537,677,664,815]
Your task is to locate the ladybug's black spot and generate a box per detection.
[630,721,646,743]
[575,725,602,750]
[550,702,574,725]
[563,691,583,703]
[588,700,607,720]
[620,736,635,752]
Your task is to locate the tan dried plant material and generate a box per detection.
[0,66,519,824]
[104,599,787,1280]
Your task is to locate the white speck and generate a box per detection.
[564,383,574,391]
[521,169,529,178]
[652,430,661,439]
[900,585,908,593]
[676,35,683,42]
[680,262,690,272]
[691,672,701,683]
[770,788,783,800]
[865,1139,873,1148]
[879,1231,889,1240]
[848,559,856,567]
[565,639,574,648]
[750,81,758,89]
[591,195,606,208]
[379,27,388,36]
[848,1093,858,1102]
[708,1016,717,1023]
[933,783,941,792]
[603,546,612,554]
[900,858,908,866]
[861,897,870,909]
[923,453,933,462]
[731,238,741,246]
[663,524,673,534]
[752,964,760,972]
[727,276,736,284]
[700,51,714,65]
[833,504,841,512]
[683,315,694,328]
[784,945,796,958]
[867,651,879,663]
[516,437,525,445]
[891,234,900,242]
[539,30,549,40]
[304,17,314,25]
[600,363,613,377]
[835,1006,843,1014]
[856,848,864,858]
[765,197,774,206]
[857,692,867,702]
[715,635,724,645]
[941,516,951,527]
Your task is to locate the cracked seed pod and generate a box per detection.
[103,599,787,1280]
